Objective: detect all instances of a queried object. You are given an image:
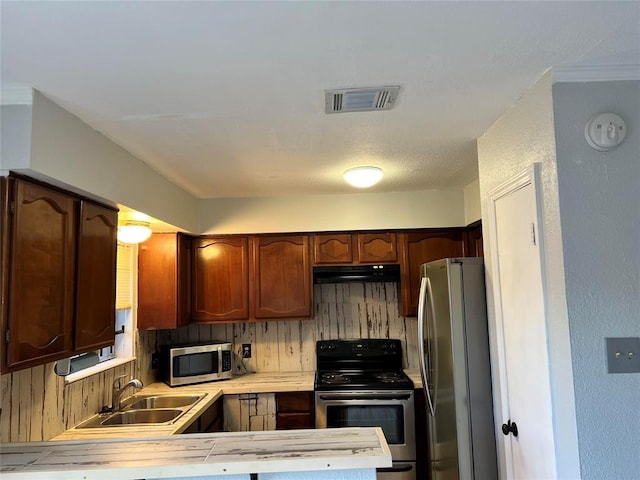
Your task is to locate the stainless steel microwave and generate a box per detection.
[163,342,233,387]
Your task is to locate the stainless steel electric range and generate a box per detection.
[315,339,416,480]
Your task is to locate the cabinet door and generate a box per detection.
[75,201,118,351]
[182,398,224,434]
[313,234,353,264]
[399,230,465,317]
[465,222,484,257]
[193,237,249,322]
[276,391,315,430]
[357,233,397,263]
[199,397,224,432]
[253,235,311,319]
[5,179,76,370]
[138,233,193,329]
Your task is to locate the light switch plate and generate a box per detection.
[606,337,640,374]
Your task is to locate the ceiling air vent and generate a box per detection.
[325,86,401,114]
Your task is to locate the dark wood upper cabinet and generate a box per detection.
[398,230,466,317]
[75,201,118,351]
[4,178,77,370]
[357,233,397,263]
[1,176,120,372]
[313,234,353,264]
[465,221,483,257]
[313,232,397,265]
[253,235,312,319]
[192,236,250,322]
[138,233,193,330]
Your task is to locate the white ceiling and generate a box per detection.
[2,1,638,199]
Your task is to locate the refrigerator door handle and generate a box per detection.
[417,276,435,417]
[425,276,439,415]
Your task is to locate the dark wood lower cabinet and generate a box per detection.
[183,397,224,434]
[275,391,315,430]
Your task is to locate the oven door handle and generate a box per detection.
[377,464,415,473]
[317,394,412,401]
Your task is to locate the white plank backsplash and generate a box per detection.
[163,282,418,373]
[0,330,157,443]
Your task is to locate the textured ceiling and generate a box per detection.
[1,1,638,198]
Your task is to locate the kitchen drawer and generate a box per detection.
[276,412,314,430]
[276,391,313,413]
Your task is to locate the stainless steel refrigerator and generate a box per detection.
[417,258,497,480]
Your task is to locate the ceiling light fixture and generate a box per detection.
[117,221,152,244]
[343,166,384,188]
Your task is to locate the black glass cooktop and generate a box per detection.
[315,369,413,391]
[315,339,413,391]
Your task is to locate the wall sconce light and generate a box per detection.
[117,221,152,244]
[343,166,384,188]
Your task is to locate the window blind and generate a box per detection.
[115,243,134,310]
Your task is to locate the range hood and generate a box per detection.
[313,264,401,284]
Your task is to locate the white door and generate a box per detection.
[489,165,556,479]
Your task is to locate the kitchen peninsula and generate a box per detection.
[1,427,391,480]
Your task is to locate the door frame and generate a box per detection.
[486,162,554,479]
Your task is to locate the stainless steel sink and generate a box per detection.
[101,409,183,425]
[74,392,207,429]
[124,394,204,410]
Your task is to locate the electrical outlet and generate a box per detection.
[151,352,160,369]
[242,343,252,358]
[606,337,640,373]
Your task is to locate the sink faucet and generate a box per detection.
[112,375,143,411]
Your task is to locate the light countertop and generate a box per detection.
[53,370,421,441]
[53,371,316,441]
[404,369,423,388]
[2,427,392,480]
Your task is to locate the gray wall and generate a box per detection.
[0,104,32,172]
[552,80,640,480]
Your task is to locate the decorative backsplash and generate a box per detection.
[159,282,419,374]
[0,330,157,443]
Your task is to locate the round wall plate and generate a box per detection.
[585,113,626,151]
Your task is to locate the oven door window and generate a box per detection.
[173,351,217,377]
[326,405,405,444]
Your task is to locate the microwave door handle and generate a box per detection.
[218,347,223,375]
